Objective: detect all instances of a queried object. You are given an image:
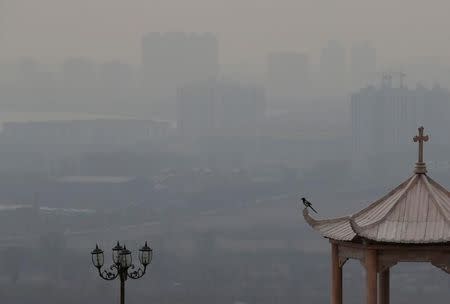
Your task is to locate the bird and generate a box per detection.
[301,197,318,214]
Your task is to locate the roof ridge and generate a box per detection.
[349,216,363,238]
[422,175,450,223]
[350,176,414,219]
[426,175,450,197]
[350,174,419,231]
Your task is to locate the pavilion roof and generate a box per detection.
[304,127,450,244]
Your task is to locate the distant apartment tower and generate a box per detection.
[142,32,219,99]
[319,41,347,95]
[62,57,97,89]
[350,41,377,89]
[177,81,266,137]
[352,83,416,157]
[416,84,450,145]
[98,61,134,90]
[267,52,310,109]
[351,80,450,157]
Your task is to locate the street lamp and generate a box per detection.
[91,242,153,304]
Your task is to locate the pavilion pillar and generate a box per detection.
[331,243,342,304]
[365,249,377,304]
[379,268,390,304]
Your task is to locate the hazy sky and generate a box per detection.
[1,0,450,65]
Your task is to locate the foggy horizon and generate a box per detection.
[1,1,450,304]
[1,0,450,65]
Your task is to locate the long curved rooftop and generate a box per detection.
[304,127,450,244]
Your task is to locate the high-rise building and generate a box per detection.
[98,61,134,90]
[351,79,450,158]
[177,81,266,137]
[97,61,136,112]
[350,41,377,89]
[62,57,97,89]
[416,84,450,145]
[141,32,219,100]
[351,83,416,157]
[319,41,347,95]
[267,52,310,109]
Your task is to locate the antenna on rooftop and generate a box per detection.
[380,71,406,88]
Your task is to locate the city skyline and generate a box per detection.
[1,1,450,65]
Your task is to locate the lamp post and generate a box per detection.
[91,241,153,304]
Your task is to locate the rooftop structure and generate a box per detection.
[303,127,450,304]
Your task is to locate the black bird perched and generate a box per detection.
[301,197,318,214]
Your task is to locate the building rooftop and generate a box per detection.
[304,127,450,244]
[57,176,135,184]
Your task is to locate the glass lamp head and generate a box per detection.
[91,244,104,268]
[119,246,132,268]
[139,241,153,266]
[112,241,123,265]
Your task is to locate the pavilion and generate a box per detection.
[303,127,450,304]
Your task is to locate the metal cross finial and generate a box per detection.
[413,126,429,163]
[413,126,429,173]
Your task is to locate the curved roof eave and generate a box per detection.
[303,208,356,241]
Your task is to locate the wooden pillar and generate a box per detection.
[365,249,377,304]
[331,243,342,304]
[379,268,390,304]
